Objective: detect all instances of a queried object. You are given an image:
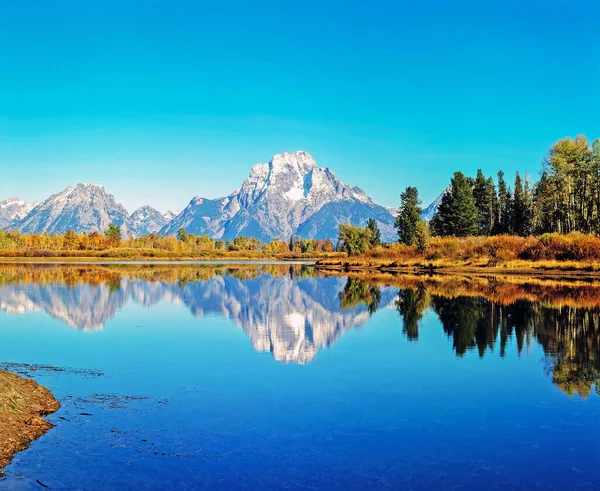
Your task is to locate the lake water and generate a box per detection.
[1,263,599,490]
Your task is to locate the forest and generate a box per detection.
[419,135,600,238]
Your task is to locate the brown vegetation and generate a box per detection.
[0,371,60,469]
[317,233,600,272]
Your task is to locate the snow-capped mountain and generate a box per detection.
[17,183,132,236]
[6,151,401,240]
[130,206,169,236]
[162,151,396,241]
[0,198,37,230]
[163,210,180,222]
[421,187,449,222]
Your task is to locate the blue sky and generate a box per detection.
[1,0,598,212]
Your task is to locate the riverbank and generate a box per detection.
[0,371,60,469]
[0,248,340,262]
[317,234,600,276]
[315,258,600,277]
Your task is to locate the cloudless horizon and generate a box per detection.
[1,0,599,213]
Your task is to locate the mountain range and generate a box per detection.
[1,151,440,241]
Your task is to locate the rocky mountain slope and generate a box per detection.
[421,187,448,222]
[162,151,397,241]
[17,183,133,236]
[4,151,443,241]
[130,206,169,236]
[0,198,37,230]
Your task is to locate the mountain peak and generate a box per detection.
[163,151,396,241]
[0,198,37,230]
[130,205,168,236]
[269,151,316,174]
[18,183,131,236]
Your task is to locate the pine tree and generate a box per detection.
[512,172,533,236]
[366,218,381,247]
[431,172,478,237]
[395,186,422,245]
[494,171,513,234]
[473,170,495,235]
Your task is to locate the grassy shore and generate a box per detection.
[0,248,341,262]
[317,234,600,274]
[0,371,60,470]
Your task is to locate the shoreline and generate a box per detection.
[2,256,600,278]
[314,262,600,280]
[0,371,60,471]
[0,258,317,265]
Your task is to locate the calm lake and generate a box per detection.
[1,263,599,490]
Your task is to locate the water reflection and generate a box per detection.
[1,264,599,397]
[0,264,396,364]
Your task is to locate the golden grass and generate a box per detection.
[317,233,600,273]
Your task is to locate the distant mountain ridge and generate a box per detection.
[17,183,134,237]
[1,151,441,240]
[0,198,37,230]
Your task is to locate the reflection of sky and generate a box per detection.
[1,278,600,489]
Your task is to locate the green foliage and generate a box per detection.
[337,223,372,255]
[104,223,122,246]
[494,170,512,234]
[339,278,381,315]
[431,172,479,237]
[512,172,533,236]
[538,135,598,234]
[395,186,422,245]
[177,228,188,242]
[414,220,429,254]
[366,218,381,247]
[395,287,429,340]
[472,170,496,235]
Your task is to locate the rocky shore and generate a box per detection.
[0,370,60,469]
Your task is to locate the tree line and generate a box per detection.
[0,224,337,256]
[335,135,600,256]
[399,135,600,241]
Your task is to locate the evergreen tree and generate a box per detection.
[395,186,422,245]
[176,227,188,242]
[512,172,533,236]
[366,218,381,247]
[431,172,479,237]
[472,170,496,235]
[494,170,512,234]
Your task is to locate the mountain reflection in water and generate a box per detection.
[1,264,599,397]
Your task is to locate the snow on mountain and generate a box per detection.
[0,198,37,230]
[421,187,449,222]
[130,206,168,236]
[163,210,180,222]
[8,151,400,241]
[162,151,397,241]
[17,183,132,236]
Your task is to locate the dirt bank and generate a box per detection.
[0,370,60,469]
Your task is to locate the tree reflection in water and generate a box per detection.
[1,264,599,397]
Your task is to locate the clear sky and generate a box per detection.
[1,0,598,213]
